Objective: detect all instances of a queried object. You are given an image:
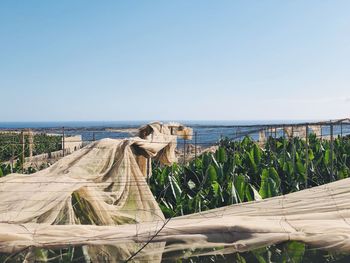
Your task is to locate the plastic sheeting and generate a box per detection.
[0,122,178,262]
[2,178,350,260]
[0,122,349,261]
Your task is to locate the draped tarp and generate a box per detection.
[0,122,349,261]
[2,178,350,260]
[0,122,179,262]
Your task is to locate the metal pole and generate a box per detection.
[283,125,286,164]
[93,132,95,141]
[21,131,25,173]
[194,132,197,161]
[292,126,295,176]
[62,127,65,157]
[10,136,14,173]
[305,124,309,188]
[28,129,33,158]
[231,132,236,205]
[341,122,343,138]
[330,123,334,181]
[183,138,186,165]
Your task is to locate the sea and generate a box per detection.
[0,120,348,146]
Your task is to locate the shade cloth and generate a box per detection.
[0,122,349,261]
[0,122,179,262]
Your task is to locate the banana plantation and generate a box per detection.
[1,130,350,262]
[150,134,350,262]
[0,133,62,162]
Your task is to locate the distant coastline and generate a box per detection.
[0,120,311,129]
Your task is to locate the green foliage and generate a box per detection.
[281,241,305,263]
[259,167,280,199]
[0,161,38,176]
[151,135,350,217]
[176,240,350,263]
[151,134,350,262]
[0,133,62,162]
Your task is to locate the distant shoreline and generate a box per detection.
[0,120,314,130]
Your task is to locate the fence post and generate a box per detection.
[28,129,33,158]
[93,132,96,142]
[20,131,25,173]
[183,138,186,165]
[330,122,334,181]
[10,136,14,173]
[265,127,270,163]
[292,126,295,176]
[194,131,197,161]
[282,125,286,164]
[305,124,309,188]
[231,132,236,205]
[341,122,343,138]
[62,127,65,157]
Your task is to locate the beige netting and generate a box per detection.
[0,122,349,261]
[0,122,179,262]
[2,178,350,259]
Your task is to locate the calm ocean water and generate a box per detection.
[0,120,291,129]
[0,120,348,146]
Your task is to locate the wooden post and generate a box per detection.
[183,138,186,165]
[292,126,295,176]
[305,124,309,188]
[62,127,65,157]
[194,132,197,161]
[20,131,25,173]
[274,126,277,153]
[183,137,187,182]
[28,129,34,158]
[282,125,286,164]
[231,133,236,205]
[10,136,14,173]
[330,123,334,181]
[341,122,343,138]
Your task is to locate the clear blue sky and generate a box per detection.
[1,1,349,121]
